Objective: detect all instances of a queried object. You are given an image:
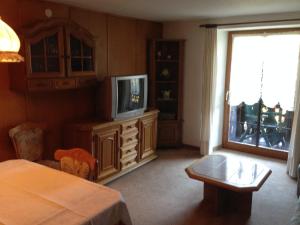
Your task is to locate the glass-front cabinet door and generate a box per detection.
[25,27,65,78]
[65,29,96,77]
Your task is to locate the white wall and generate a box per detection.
[163,12,300,148]
[163,21,204,146]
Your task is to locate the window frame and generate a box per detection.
[222,28,300,160]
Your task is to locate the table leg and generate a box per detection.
[203,183,252,217]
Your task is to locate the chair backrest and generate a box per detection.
[54,148,96,180]
[9,122,46,161]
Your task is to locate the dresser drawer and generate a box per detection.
[28,79,53,91]
[120,144,138,159]
[121,120,138,134]
[76,77,97,88]
[120,152,138,170]
[54,79,76,89]
[120,133,138,147]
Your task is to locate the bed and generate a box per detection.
[0,159,132,225]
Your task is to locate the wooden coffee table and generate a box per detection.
[185,154,271,216]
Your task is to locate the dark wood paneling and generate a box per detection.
[108,15,136,76]
[18,0,69,25]
[135,20,162,74]
[0,0,162,162]
[0,0,26,161]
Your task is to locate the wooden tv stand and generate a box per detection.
[64,110,158,183]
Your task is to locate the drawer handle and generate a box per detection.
[126,149,132,154]
[126,125,134,130]
[127,137,133,142]
[125,161,132,166]
[107,137,114,141]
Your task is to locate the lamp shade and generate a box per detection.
[0,17,24,62]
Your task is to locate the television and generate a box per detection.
[97,74,148,120]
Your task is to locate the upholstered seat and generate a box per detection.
[54,148,96,180]
[9,122,60,170]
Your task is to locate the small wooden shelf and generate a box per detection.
[149,39,184,147]
[71,56,93,59]
[156,59,179,63]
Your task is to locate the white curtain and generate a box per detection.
[230,33,300,110]
[287,51,300,178]
[199,27,217,155]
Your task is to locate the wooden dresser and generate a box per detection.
[64,110,158,183]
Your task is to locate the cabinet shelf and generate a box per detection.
[156,81,177,84]
[157,98,177,102]
[156,59,179,63]
[149,39,184,147]
[71,56,93,59]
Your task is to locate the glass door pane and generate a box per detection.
[228,102,259,146]
[225,31,300,153]
[259,104,293,150]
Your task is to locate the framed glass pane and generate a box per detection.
[47,57,59,72]
[83,58,93,71]
[31,40,44,56]
[259,104,293,150]
[46,33,59,56]
[228,102,259,146]
[71,58,82,71]
[70,35,81,57]
[83,43,92,57]
[31,57,45,72]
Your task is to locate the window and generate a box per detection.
[223,29,300,158]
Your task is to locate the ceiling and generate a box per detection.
[49,0,300,21]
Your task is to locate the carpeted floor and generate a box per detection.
[108,148,297,225]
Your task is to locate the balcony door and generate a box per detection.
[223,29,300,159]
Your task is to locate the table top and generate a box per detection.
[185,154,272,192]
[0,159,132,225]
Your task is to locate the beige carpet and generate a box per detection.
[108,148,297,225]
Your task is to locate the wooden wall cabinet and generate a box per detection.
[148,39,184,147]
[11,18,97,92]
[64,110,158,183]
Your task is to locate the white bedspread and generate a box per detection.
[0,159,132,225]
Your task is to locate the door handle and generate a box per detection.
[225,90,230,104]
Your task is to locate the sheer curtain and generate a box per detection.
[199,27,217,155]
[287,51,300,178]
[230,33,300,110]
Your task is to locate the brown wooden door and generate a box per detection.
[25,27,65,78]
[93,125,120,180]
[140,115,157,160]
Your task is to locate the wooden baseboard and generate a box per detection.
[223,142,288,160]
[182,144,200,151]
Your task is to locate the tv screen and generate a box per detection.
[117,78,145,114]
[109,74,147,120]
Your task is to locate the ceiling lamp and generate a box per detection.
[0,17,24,63]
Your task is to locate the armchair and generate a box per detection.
[9,122,60,169]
